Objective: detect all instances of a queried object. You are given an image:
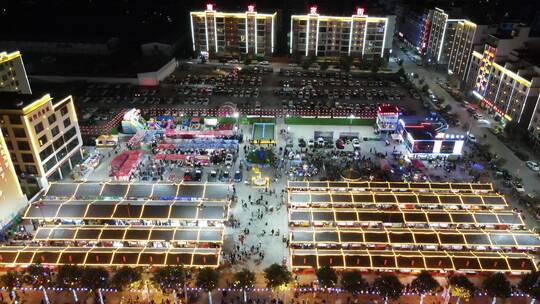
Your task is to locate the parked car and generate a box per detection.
[336,139,345,149]
[526,161,540,172]
[298,138,307,148]
[352,138,361,149]
[234,170,243,182]
[316,137,325,147]
[225,154,234,166]
[467,133,477,143]
[308,138,315,147]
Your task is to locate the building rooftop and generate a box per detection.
[0,92,50,111]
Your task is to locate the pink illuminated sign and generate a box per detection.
[356,7,365,16]
[206,4,214,11]
[309,6,318,14]
[247,4,255,12]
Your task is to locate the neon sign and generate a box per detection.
[356,7,365,16]
[205,4,214,11]
[247,4,255,13]
[309,6,318,15]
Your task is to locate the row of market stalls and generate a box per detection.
[44,181,233,201]
[109,150,144,181]
[4,182,233,268]
[287,181,538,274]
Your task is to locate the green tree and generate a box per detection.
[340,271,367,295]
[448,275,475,304]
[483,273,512,304]
[234,269,256,302]
[422,84,429,92]
[243,57,251,65]
[81,267,109,290]
[398,67,405,75]
[0,272,21,289]
[196,268,219,304]
[151,265,186,290]
[373,274,403,304]
[411,271,439,304]
[56,265,83,288]
[518,271,540,304]
[316,266,337,288]
[111,266,142,290]
[264,263,292,289]
[23,264,53,287]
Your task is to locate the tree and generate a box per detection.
[23,264,53,287]
[371,56,383,74]
[483,272,512,304]
[151,265,186,290]
[264,263,292,289]
[518,271,540,304]
[302,60,312,70]
[320,61,329,71]
[243,57,251,65]
[197,268,219,304]
[448,275,475,304]
[81,267,109,290]
[316,266,338,289]
[0,272,21,289]
[373,274,403,304]
[398,67,405,75]
[234,269,256,302]
[422,84,429,92]
[111,266,142,290]
[411,271,440,304]
[340,271,367,295]
[56,265,83,288]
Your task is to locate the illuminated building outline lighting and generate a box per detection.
[505,79,517,114]
[381,18,388,58]
[289,18,293,54]
[305,15,311,56]
[190,13,196,51]
[436,15,448,62]
[348,19,354,55]
[204,14,210,52]
[271,15,275,53]
[315,17,320,55]
[518,86,531,123]
[528,95,540,130]
[362,19,368,56]
[214,14,218,52]
[245,16,249,53]
[255,15,258,54]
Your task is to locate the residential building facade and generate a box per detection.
[466,41,540,127]
[0,51,32,94]
[0,128,27,227]
[0,93,84,193]
[190,4,276,56]
[289,7,394,60]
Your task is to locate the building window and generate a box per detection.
[63,117,71,128]
[51,126,60,137]
[63,127,76,142]
[38,134,48,146]
[34,122,44,134]
[8,115,22,125]
[60,106,68,116]
[26,165,37,174]
[48,115,57,125]
[13,128,26,138]
[21,153,34,163]
[39,145,54,161]
[17,141,30,151]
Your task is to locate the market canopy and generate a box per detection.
[0,246,220,268]
[287,181,493,193]
[44,182,232,201]
[34,225,223,244]
[289,208,524,226]
[288,191,507,208]
[289,227,540,249]
[24,200,229,221]
[291,249,537,273]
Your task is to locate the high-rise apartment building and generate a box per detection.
[0,51,32,94]
[289,6,395,60]
[465,32,540,127]
[0,128,27,227]
[425,8,449,62]
[189,4,276,56]
[0,50,83,194]
[447,20,479,80]
[0,93,84,192]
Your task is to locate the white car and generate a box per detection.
[352,138,361,149]
[526,161,540,172]
[259,61,270,66]
[308,139,315,147]
[467,133,477,143]
[224,154,234,166]
[316,137,325,147]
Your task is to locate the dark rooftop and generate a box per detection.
[0,92,48,110]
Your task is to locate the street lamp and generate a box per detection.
[233,112,239,132]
